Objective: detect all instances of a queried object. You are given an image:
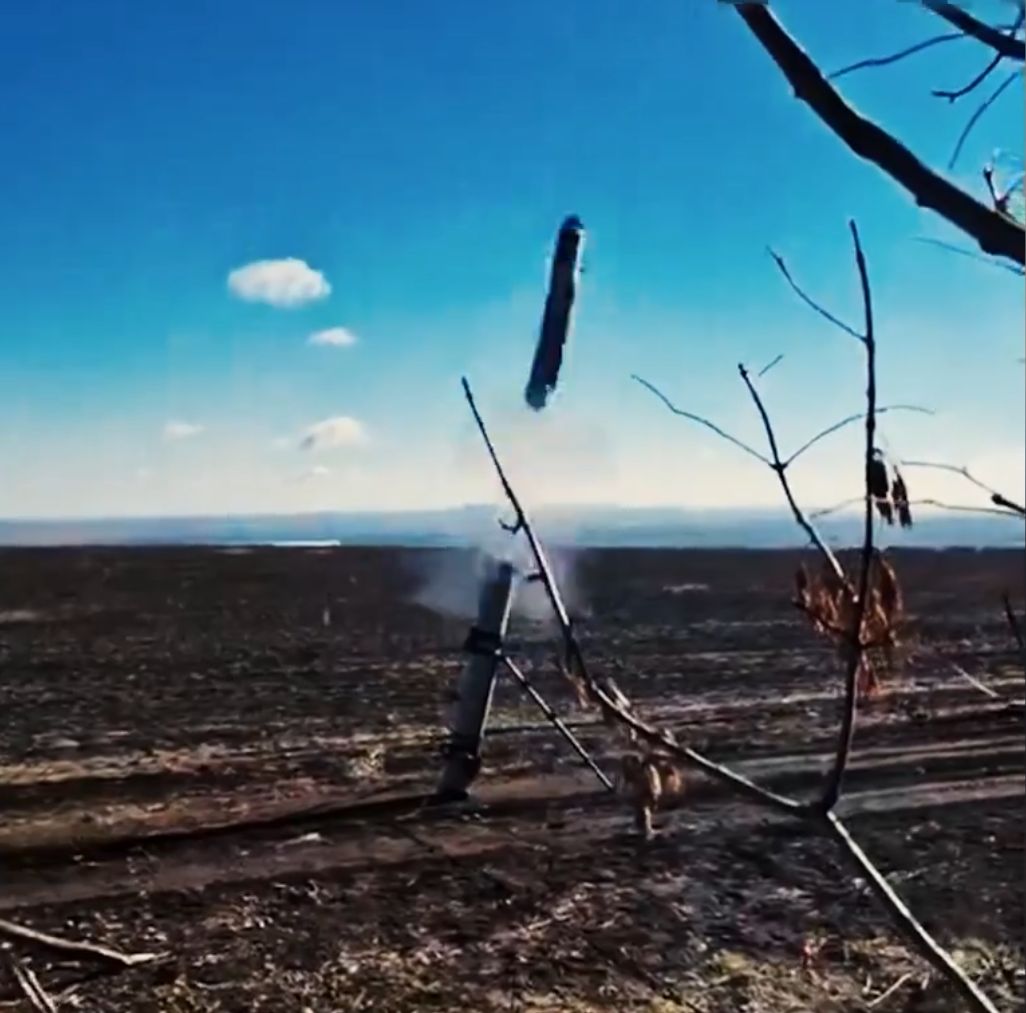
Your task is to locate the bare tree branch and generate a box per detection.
[463,362,999,1010]
[461,376,808,815]
[810,495,1024,519]
[629,375,772,466]
[823,810,1000,1013]
[819,220,877,815]
[900,460,1026,515]
[757,352,784,377]
[921,0,1026,61]
[829,31,967,79]
[732,4,1025,264]
[914,236,1026,276]
[5,956,57,1013]
[1001,591,1026,671]
[933,51,1003,101]
[950,661,1002,699]
[0,918,157,970]
[784,405,934,467]
[991,491,1026,516]
[933,9,1024,102]
[947,69,1021,170]
[767,249,863,340]
[736,364,847,584]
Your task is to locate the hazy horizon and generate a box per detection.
[0,501,1019,550]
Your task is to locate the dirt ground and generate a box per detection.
[0,545,1022,1012]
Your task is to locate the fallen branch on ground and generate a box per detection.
[4,956,56,1013]
[0,918,158,970]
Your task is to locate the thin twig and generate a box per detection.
[867,972,913,1009]
[733,4,1024,264]
[933,11,1022,102]
[819,220,877,814]
[5,957,57,1013]
[950,662,1001,699]
[767,249,864,340]
[785,405,934,466]
[1002,592,1025,651]
[900,460,1026,515]
[829,32,966,79]
[824,811,999,1013]
[1001,592,1026,673]
[810,496,1023,519]
[757,353,784,377]
[948,70,1021,170]
[913,236,1026,276]
[499,654,615,792]
[991,491,1026,516]
[933,51,1003,101]
[461,376,807,815]
[737,365,847,584]
[0,918,157,969]
[920,0,1025,61]
[630,375,771,465]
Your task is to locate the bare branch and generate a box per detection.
[785,405,934,467]
[991,491,1026,516]
[767,249,863,340]
[5,956,57,1013]
[757,352,784,377]
[828,31,967,79]
[811,496,1024,519]
[899,460,1026,515]
[933,10,1023,102]
[461,376,808,815]
[933,51,1003,101]
[823,811,1000,1013]
[737,364,847,584]
[819,220,877,814]
[947,69,1021,170]
[0,918,157,969]
[732,4,1025,264]
[914,236,1026,276]
[1001,592,1026,671]
[920,0,1025,61]
[630,375,772,466]
[950,661,1001,700]
[498,654,615,792]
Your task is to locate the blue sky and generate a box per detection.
[0,0,1022,519]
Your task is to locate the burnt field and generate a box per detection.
[0,545,1023,1012]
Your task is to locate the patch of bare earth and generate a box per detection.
[0,546,1021,1011]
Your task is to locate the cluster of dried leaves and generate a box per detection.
[793,552,905,700]
[559,659,686,839]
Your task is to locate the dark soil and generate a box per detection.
[0,546,1022,1012]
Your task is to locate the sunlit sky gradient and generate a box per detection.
[1,1,1022,520]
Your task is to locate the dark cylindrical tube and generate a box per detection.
[436,559,516,799]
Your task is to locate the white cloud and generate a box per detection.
[308,326,357,348]
[227,258,331,308]
[163,421,204,441]
[299,416,368,452]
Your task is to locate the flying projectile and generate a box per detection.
[524,215,584,411]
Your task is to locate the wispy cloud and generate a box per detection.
[299,416,367,451]
[163,420,204,441]
[227,258,330,308]
[308,326,357,348]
